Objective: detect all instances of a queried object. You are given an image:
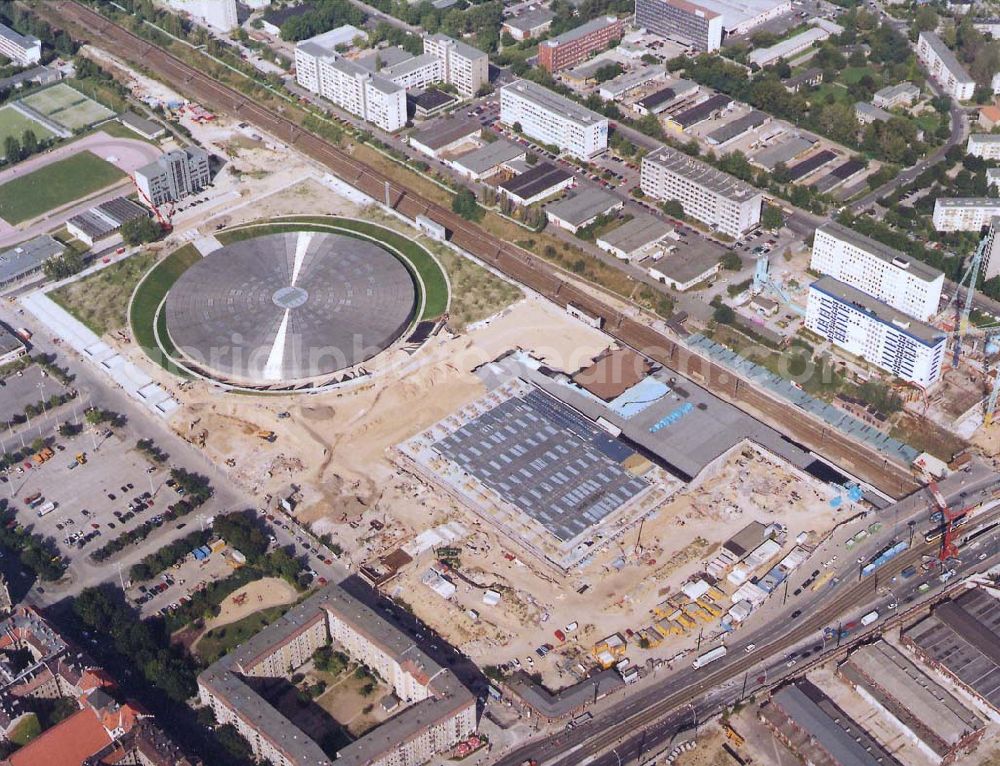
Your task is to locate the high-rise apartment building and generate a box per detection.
[424,34,488,96]
[967,133,1000,159]
[640,145,762,237]
[810,222,944,321]
[168,0,238,32]
[917,32,975,100]
[806,276,946,387]
[932,198,1000,232]
[500,80,608,158]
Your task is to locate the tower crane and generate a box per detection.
[928,480,964,561]
[950,234,990,367]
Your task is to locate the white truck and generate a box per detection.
[692,646,727,669]
[36,501,56,517]
[861,610,879,626]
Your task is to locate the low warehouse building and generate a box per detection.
[0,235,65,288]
[596,214,672,260]
[498,162,574,206]
[67,197,149,247]
[544,188,623,233]
[838,640,985,764]
[648,250,721,291]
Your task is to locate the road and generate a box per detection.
[0,296,348,604]
[847,0,971,213]
[491,465,1000,766]
[41,0,927,498]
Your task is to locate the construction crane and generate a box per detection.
[950,234,990,367]
[928,480,963,561]
[131,175,174,232]
[752,255,804,315]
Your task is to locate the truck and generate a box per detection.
[36,501,56,517]
[23,492,41,506]
[75,452,87,465]
[692,646,727,669]
[27,495,45,509]
[860,610,879,626]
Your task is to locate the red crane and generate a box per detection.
[928,481,964,561]
[131,175,173,232]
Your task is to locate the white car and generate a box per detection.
[744,644,756,653]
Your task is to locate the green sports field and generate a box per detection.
[0,105,53,150]
[0,151,125,224]
[20,83,114,131]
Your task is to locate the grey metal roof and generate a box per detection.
[199,582,475,766]
[810,276,945,347]
[936,197,1000,208]
[503,7,555,32]
[544,187,621,227]
[855,101,892,122]
[751,135,815,170]
[452,139,524,175]
[771,682,901,766]
[0,323,25,358]
[357,46,415,72]
[649,248,719,284]
[669,93,732,129]
[119,112,164,137]
[542,15,619,47]
[645,145,758,201]
[596,213,671,254]
[903,588,1000,710]
[817,222,943,282]
[0,21,39,49]
[920,32,974,84]
[706,110,768,145]
[426,33,486,62]
[409,116,481,151]
[503,79,607,126]
[0,235,64,285]
[599,65,663,97]
[432,386,649,543]
[165,231,416,384]
[841,641,983,757]
[874,81,919,101]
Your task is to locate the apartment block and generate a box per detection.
[296,45,406,132]
[634,0,724,52]
[917,32,975,100]
[810,222,943,321]
[198,583,476,766]
[424,34,488,97]
[379,52,443,91]
[640,145,762,237]
[538,16,625,72]
[500,79,608,158]
[806,276,946,387]
[932,197,1000,232]
[0,23,40,66]
[967,133,1000,159]
[134,147,211,207]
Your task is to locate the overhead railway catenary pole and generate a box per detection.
[42,0,921,499]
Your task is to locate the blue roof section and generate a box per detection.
[608,377,671,419]
[685,334,919,465]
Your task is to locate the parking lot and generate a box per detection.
[0,361,71,424]
[4,426,193,574]
[127,545,232,617]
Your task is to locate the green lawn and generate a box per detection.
[841,66,882,87]
[217,217,449,320]
[8,713,40,746]
[0,152,125,224]
[129,244,201,376]
[0,105,53,149]
[50,250,157,335]
[196,606,289,663]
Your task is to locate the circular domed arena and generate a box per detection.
[163,230,419,388]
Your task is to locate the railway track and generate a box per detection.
[499,521,984,766]
[41,2,920,500]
